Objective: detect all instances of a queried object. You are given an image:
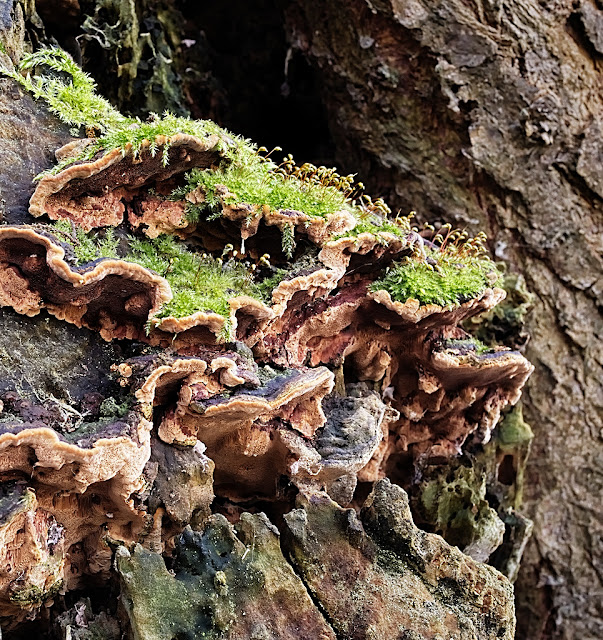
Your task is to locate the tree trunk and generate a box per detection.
[1,0,602,638]
[283,2,603,638]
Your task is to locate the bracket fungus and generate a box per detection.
[30,133,223,233]
[0,49,533,637]
[0,393,152,628]
[0,226,171,340]
[121,351,336,501]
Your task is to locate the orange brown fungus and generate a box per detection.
[121,352,337,501]
[0,399,152,627]
[0,216,533,496]
[149,295,274,347]
[0,226,171,340]
[29,134,222,234]
[213,191,357,252]
[255,271,532,473]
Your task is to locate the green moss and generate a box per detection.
[51,220,119,263]
[126,236,260,327]
[0,41,6,55]
[97,111,230,164]
[371,251,500,307]
[175,146,353,222]
[3,47,126,133]
[1,48,239,175]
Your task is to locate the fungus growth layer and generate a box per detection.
[0,48,532,637]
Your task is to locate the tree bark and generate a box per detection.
[284,2,603,638]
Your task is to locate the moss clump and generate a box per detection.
[38,110,233,178]
[51,220,120,263]
[126,235,260,325]
[174,148,354,223]
[332,208,414,245]
[337,218,410,241]
[372,249,500,307]
[1,48,238,175]
[2,47,126,133]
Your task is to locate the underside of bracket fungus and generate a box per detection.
[30,133,222,233]
[0,226,171,340]
[0,49,533,638]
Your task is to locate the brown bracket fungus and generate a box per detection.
[0,396,152,627]
[209,194,357,255]
[150,295,274,348]
[0,226,171,340]
[29,133,222,233]
[124,352,336,501]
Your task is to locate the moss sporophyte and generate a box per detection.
[8,47,500,321]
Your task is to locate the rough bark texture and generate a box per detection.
[283,2,603,638]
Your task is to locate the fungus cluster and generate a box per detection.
[0,49,532,635]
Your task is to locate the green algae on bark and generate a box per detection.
[116,515,336,639]
[410,403,534,576]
